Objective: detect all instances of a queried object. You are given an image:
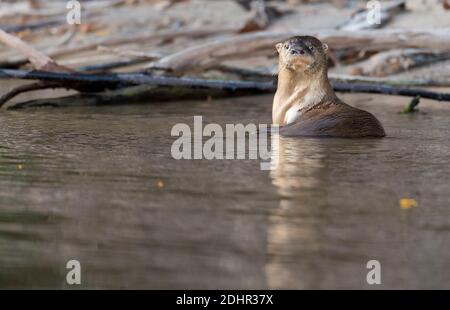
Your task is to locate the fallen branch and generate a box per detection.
[1,69,449,109]
[0,69,273,108]
[332,82,450,101]
[5,83,270,110]
[0,28,77,68]
[4,65,449,108]
[149,29,450,73]
[0,69,272,91]
[1,45,161,72]
[329,73,450,88]
[212,65,450,87]
[0,29,69,72]
[97,46,163,60]
[1,28,233,69]
[0,81,62,106]
[76,59,152,72]
[347,48,450,76]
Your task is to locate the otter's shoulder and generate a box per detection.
[280,98,386,138]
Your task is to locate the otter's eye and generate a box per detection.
[309,46,314,52]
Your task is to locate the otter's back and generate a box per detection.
[279,101,386,138]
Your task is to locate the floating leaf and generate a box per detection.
[399,198,418,210]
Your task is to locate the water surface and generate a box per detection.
[0,93,449,289]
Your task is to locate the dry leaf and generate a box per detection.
[399,198,419,210]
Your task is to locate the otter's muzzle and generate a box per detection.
[290,48,306,55]
[287,41,311,56]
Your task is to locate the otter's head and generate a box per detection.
[275,36,329,74]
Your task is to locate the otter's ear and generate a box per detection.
[275,43,283,53]
[322,43,329,53]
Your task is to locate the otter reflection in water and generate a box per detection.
[265,135,384,289]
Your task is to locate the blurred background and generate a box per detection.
[1,0,449,83]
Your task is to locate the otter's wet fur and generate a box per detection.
[273,36,385,138]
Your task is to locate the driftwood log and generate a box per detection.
[347,48,450,76]
[0,28,233,69]
[149,29,450,74]
[1,22,450,109]
[0,29,70,72]
[211,65,450,87]
[1,69,449,109]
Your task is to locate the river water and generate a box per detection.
[0,92,449,289]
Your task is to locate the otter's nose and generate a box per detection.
[290,48,305,55]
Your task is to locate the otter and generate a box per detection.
[273,36,385,138]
